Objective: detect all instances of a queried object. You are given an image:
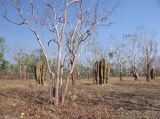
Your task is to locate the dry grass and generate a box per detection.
[0,77,160,119]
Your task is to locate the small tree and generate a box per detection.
[110,35,128,81]
[13,48,29,79]
[123,34,140,79]
[1,0,115,106]
[136,27,157,81]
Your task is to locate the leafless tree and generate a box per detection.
[116,44,127,81]
[136,27,157,81]
[123,34,140,79]
[13,48,28,79]
[0,0,115,106]
[110,36,128,81]
[86,38,111,69]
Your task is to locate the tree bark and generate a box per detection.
[61,60,76,105]
[71,72,75,85]
[146,63,150,81]
[55,45,62,105]
[120,67,123,81]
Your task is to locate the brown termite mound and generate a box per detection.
[35,60,50,85]
[93,59,110,85]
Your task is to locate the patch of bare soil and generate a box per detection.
[0,78,160,119]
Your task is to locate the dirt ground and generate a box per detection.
[0,77,160,119]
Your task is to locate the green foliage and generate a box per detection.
[0,37,5,62]
[26,54,37,74]
[68,88,78,102]
[8,64,18,73]
[33,48,45,61]
[0,37,9,74]
[0,52,3,62]
[78,65,91,78]
[1,59,9,69]
[108,51,117,58]
[110,67,119,76]
[13,48,39,77]
[155,68,160,76]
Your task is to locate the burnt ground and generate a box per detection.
[0,77,160,119]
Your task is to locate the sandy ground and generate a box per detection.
[0,77,160,119]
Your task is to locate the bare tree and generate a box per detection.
[13,48,28,79]
[115,44,127,81]
[1,0,115,106]
[136,27,157,81]
[110,36,128,81]
[86,38,111,69]
[65,31,82,86]
[123,34,140,79]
